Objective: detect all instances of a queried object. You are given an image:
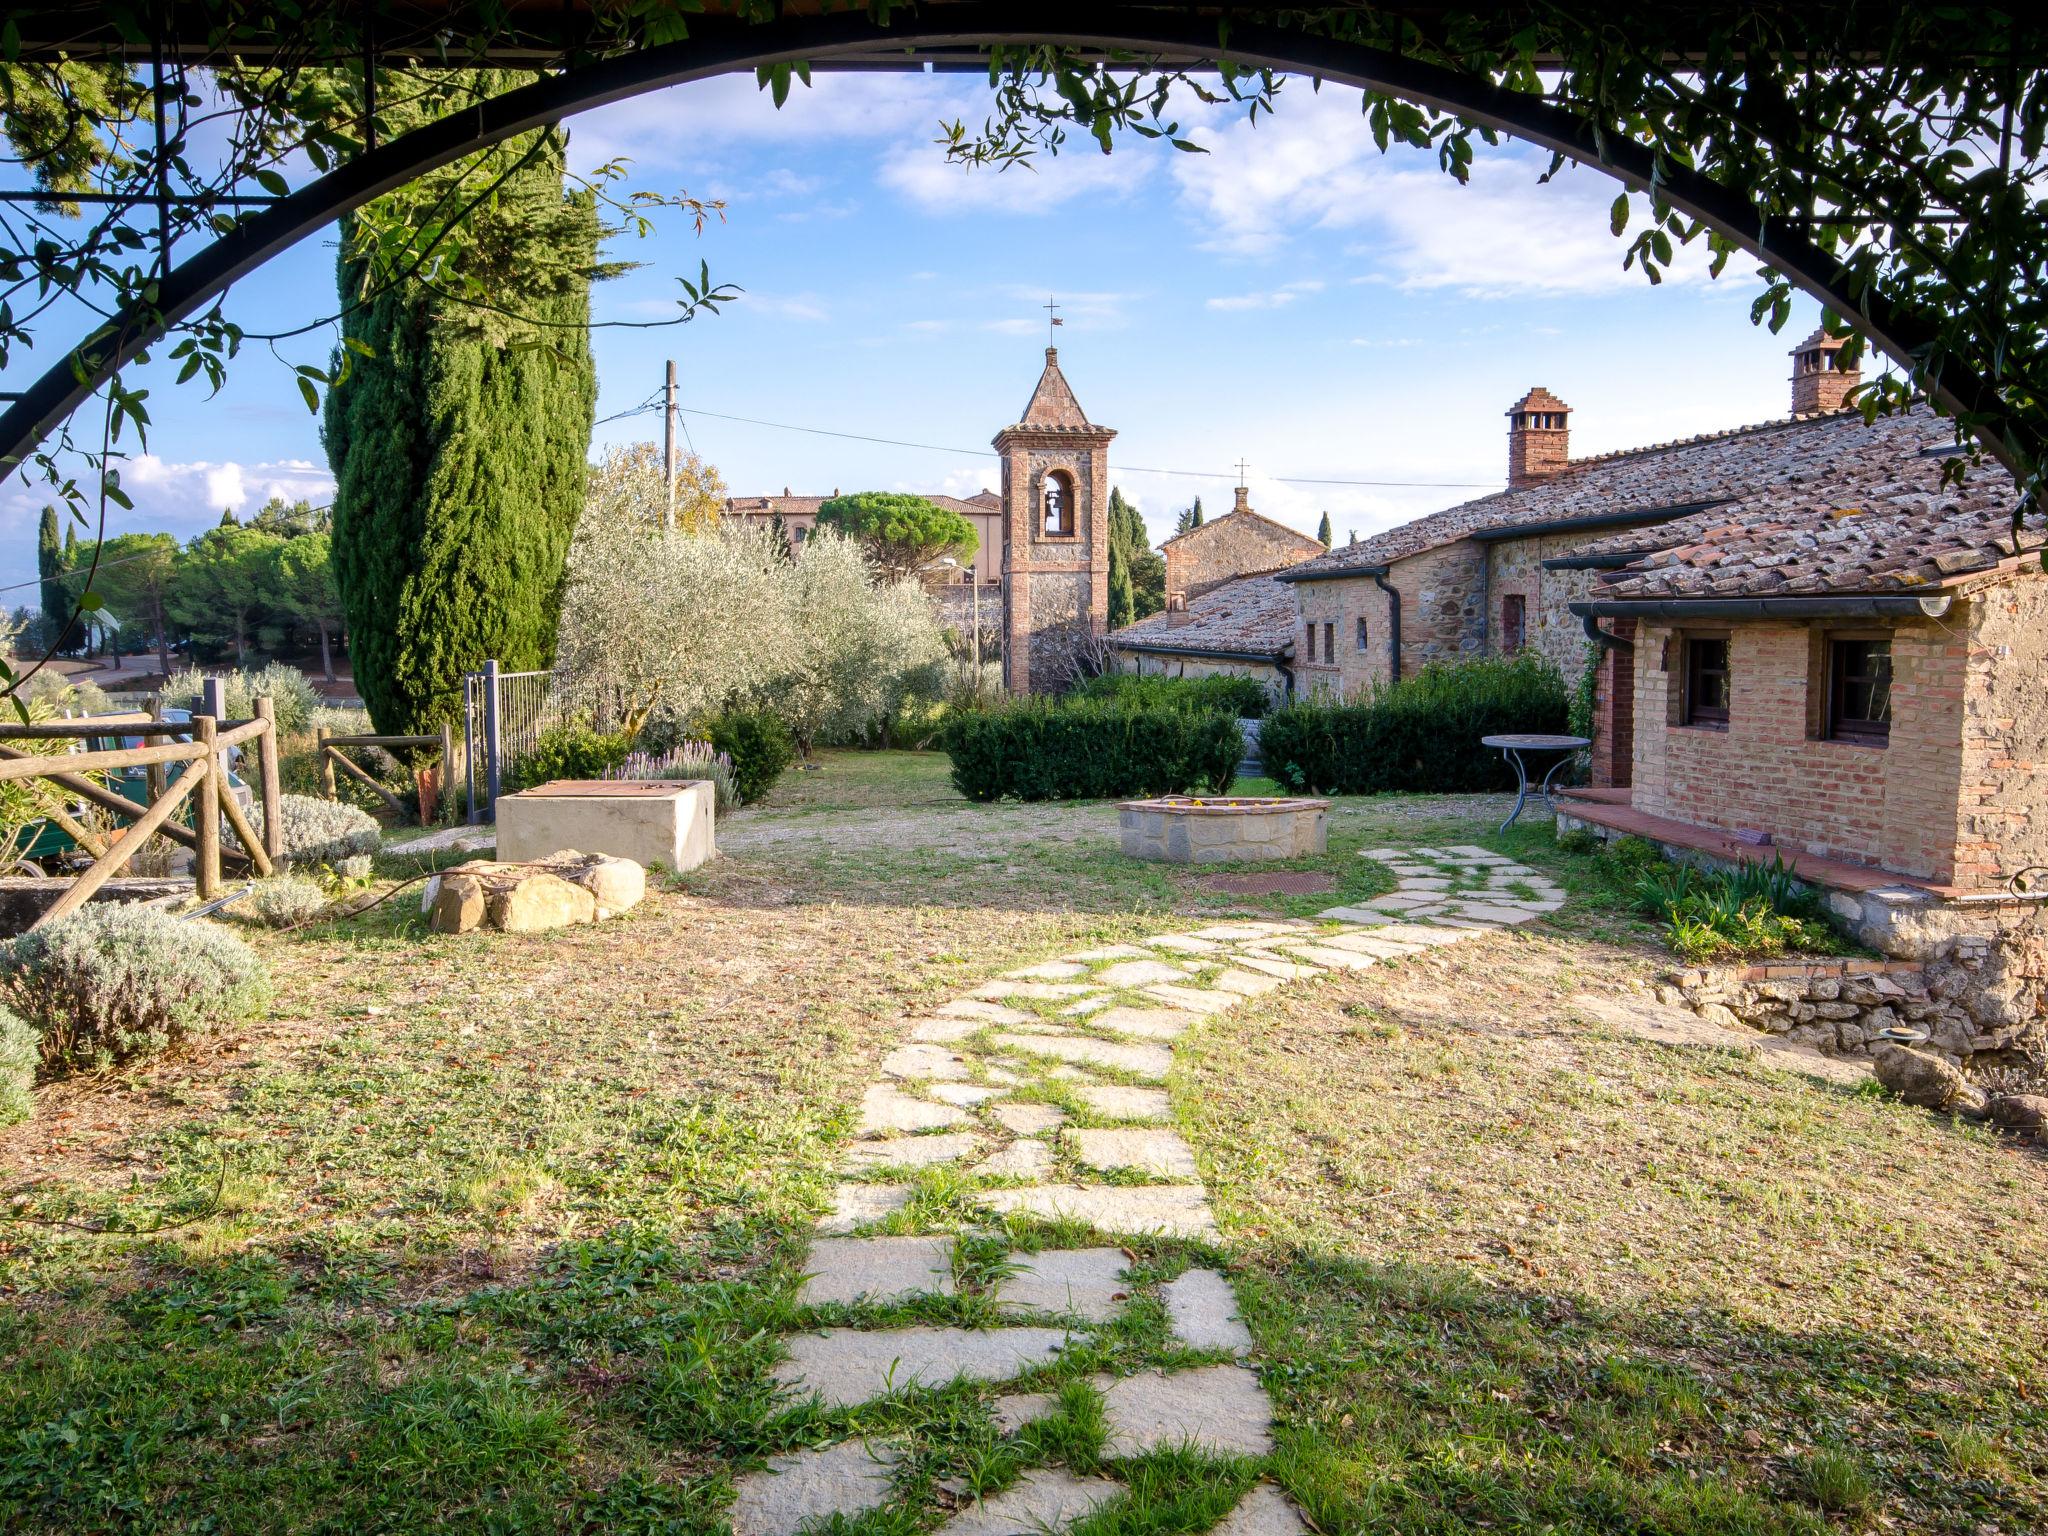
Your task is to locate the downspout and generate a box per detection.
[1275,651,1296,704]
[1581,610,1633,651]
[1370,570,1402,681]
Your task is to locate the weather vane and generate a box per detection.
[1044,293,1063,343]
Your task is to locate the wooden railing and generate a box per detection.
[315,724,455,823]
[0,697,282,929]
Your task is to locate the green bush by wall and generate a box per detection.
[1260,652,1570,794]
[1070,672,1273,720]
[699,711,796,805]
[943,700,1242,802]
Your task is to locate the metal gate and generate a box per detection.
[462,660,569,823]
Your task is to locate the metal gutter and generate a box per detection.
[1371,570,1403,679]
[1467,498,1735,544]
[1544,549,1670,571]
[1271,561,1387,585]
[1570,594,1954,622]
[1580,611,1634,651]
[1112,637,1290,664]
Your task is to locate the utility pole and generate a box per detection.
[662,359,678,531]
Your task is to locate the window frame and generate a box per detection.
[1500,592,1527,653]
[1041,470,1076,538]
[1323,621,1335,662]
[1681,632,1732,729]
[1303,619,1317,662]
[1824,631,1893,746]
[1355,615,1369,652]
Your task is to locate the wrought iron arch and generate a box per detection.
[0,4,2014,482]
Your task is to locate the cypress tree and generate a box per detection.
[36,506,68,644]
[1317,511,1333,547]
[1107,487,1165,623]
[324,75,599,734]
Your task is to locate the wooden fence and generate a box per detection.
[0,698,282,930]
[315,724,455,823]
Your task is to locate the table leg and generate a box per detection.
[1538,751,1575,816]
[1499,747,1530,834]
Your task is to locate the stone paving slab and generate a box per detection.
[1445,901,1540,924]
[882,1044,974,1081]
[1139,984,1238,1015]
[728,1437,902,1536]
[1068,944,1154,960]
[1274,943,1378,970]
[1060,995,1115,1016]
[1212,1485,1312,1534]
[1313,904,1401,925]
[1230,953,1322,980]
[980,1184,1216,1239]
[939,1000,1038,1024]
[801,1236,955,1307]
[841,1132,980,1173]
[1209,967,1283,997]
[935,1468,1122,1536]
[774,1327,1070,1409]
[991,1102,1067,1135]
[1146,934,1223,954]
[860,1085,971,1134]
[930,1082,1007,1107]
[1067,1127,1199,1179]
[1095,958,1193,988]
[1090,1006,1196,1041]
[1005,960,1089,980]
[1365,921,1484,946]
[818,1183,913,1234]
[910,1017,981,1043]
[1071,1084,1173,1122]
[1312,931,1424,959]
[1096,1365,1275,1458]
[991,1033,1174,1080]
[975,981,1099,1001]
[991,1391,1060,1435]
[1162,1269,1254,1355]
[996,1247,1131,1322]
[975,1140,1056,1180]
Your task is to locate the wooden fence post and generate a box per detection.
[195,714,221,900]
[254,695,284,864]
[145,694,167,806]
[318,725,336,799]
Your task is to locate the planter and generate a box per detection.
[1119,795,1329,865]
[496,779,715,872]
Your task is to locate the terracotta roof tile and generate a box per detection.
[1109,573,1296,658]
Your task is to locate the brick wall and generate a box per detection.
[1163,512,1321,603]
[1591,619,1635,788]
[1955,575,2048,888]
[1630,615,1969,883]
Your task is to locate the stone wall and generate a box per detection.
[1162,511,1322,604]
[1955,575,2048,889]
[1482,530,1608,680]
[1117,650,1287,695]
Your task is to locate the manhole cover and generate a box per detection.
[1197,871,1335,895]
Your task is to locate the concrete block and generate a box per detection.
[497,780,715,872]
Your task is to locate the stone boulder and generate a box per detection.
[423,850,644,935]
[1872,1044,1988,1115]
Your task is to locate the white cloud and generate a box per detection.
[878,145,1152,215]
[740,292,830,322]
[1207,279,1324,311]
[906,319,951,333]
[982,317,1039,336]
[3,456,336,571]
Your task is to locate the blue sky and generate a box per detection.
[1,69,1844,601]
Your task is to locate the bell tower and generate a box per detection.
[994,347,1116,693]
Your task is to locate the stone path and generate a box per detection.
[734,847,1556,1535]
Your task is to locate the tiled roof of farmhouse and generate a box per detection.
[1110,573,1298,657]
[1279,403,2004,584]
[724,492,1001,522]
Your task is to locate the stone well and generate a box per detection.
[1118,795,1328,865]
[496,779,714,872]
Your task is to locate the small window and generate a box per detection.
[1501,593,1527,653]
[1355,616,1369,652]
[1827,637,1892,744]
[791,525,808,545]
[1303,620,1317,662]
[1683,635,1731,727]
[1323,622,1335,661]
[1042,472,1074,537]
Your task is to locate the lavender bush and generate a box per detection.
[603,742,739,815]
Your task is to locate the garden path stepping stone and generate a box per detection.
[1211,1484,1313,1535]
[1147,934,1222,954]
[1060,995,1114,1015]
[940,1000,1037,1024]
[1068,1127,1199,1179]
[1068,944,1153,960]
[1314,932,1424,959]
[1090,1006,1195,1041]
[1275,943,1377,971]
[975,981,1098,1001]
[1190,923,1283,941]
[980,1184,1216,1239]
[991,1102,1067,1135]
[930,1082,1007,1107]
[992,1391,1060,1434]
[996,1247,1131,1321]
[992,1033,1174,1080]
[975,1140,1056,1180]
[935,1469,1122,1536]
[841,1132,979,1173]
[1230,953,1322,980]
[911,1017,981,1043]
[1446,901,1540,924]
[1139,984,1237,1015]
[1095,1365,1275,1458]
[1210,967,1282,997]
[1162,1269,1253,1355]
[1005,960,1089,980]
[774,1326,1070,1409]
[882,1044,974,1080]
[727,1437,902,1536]
[1312,905,1400,925]
[818,1183,912,1234]
[801,1236,955,1307]
[860,1085,970,1134]
[1095,959,1192,988]
[1072,1084,1172,1121]
[1444,844,1505,859]
[1366,922,1482,946]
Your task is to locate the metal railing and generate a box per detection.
[463,660,574,823]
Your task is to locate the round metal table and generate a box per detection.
[1482,733,1592,833]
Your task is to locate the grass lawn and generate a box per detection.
[2,750,2042,1533]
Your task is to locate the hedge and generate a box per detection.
[943,700,1242,802]
[1260,652,1570,794]
[1070,672,1273,719]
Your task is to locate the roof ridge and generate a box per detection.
[1158,505,1325,551]
[1561,406,1863,472]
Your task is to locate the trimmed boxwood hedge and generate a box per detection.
[1260,652,1570,795]
[943,700,1242,802]
[1069,671,1274,719]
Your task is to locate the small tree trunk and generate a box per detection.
[152,589,171,678]
[316,618,335,681]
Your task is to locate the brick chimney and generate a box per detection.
[1789,328,1860,414]
[1506,387,1571,488]
[1233,484,1251,513]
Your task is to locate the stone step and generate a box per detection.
[799,1236,955,1308]
[1161,1268,1254,1355]
[995,1247,1132,1322]
[1067,1126,1200,1179]
[728,1438,901,1536]
[1095,1364,1276,1458]
[936,1468,1122,1536]
[979,1183,1217,1239]
[774,1326,1071,1410]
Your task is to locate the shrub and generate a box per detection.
[237,792,381,878]
[0,1004,34,1126]
[234,875,333,929]
[1070,672,1273,719]
[162,662,320,736]
[1632,852,1851,962]
[504,722,636,792]
[603,743,740,815]
[943,699,1241,802]
[14,669,114,717]
[0,904,269,1074]
[1260,652,1570,794]
[703,710,796,804]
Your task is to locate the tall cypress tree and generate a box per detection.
[1316,511,1333,548]
[1108,488,1165,622]
[36,506,68,644]
[324,76,599,734]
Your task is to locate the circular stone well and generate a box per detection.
[1118,796,1330,865]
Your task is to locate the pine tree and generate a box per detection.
[1317,511,1333,548]
[324,78,600,734]
[36,506,69,647]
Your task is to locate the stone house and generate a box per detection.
[1159,490,1326,606]
[1106,572,1299,698]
